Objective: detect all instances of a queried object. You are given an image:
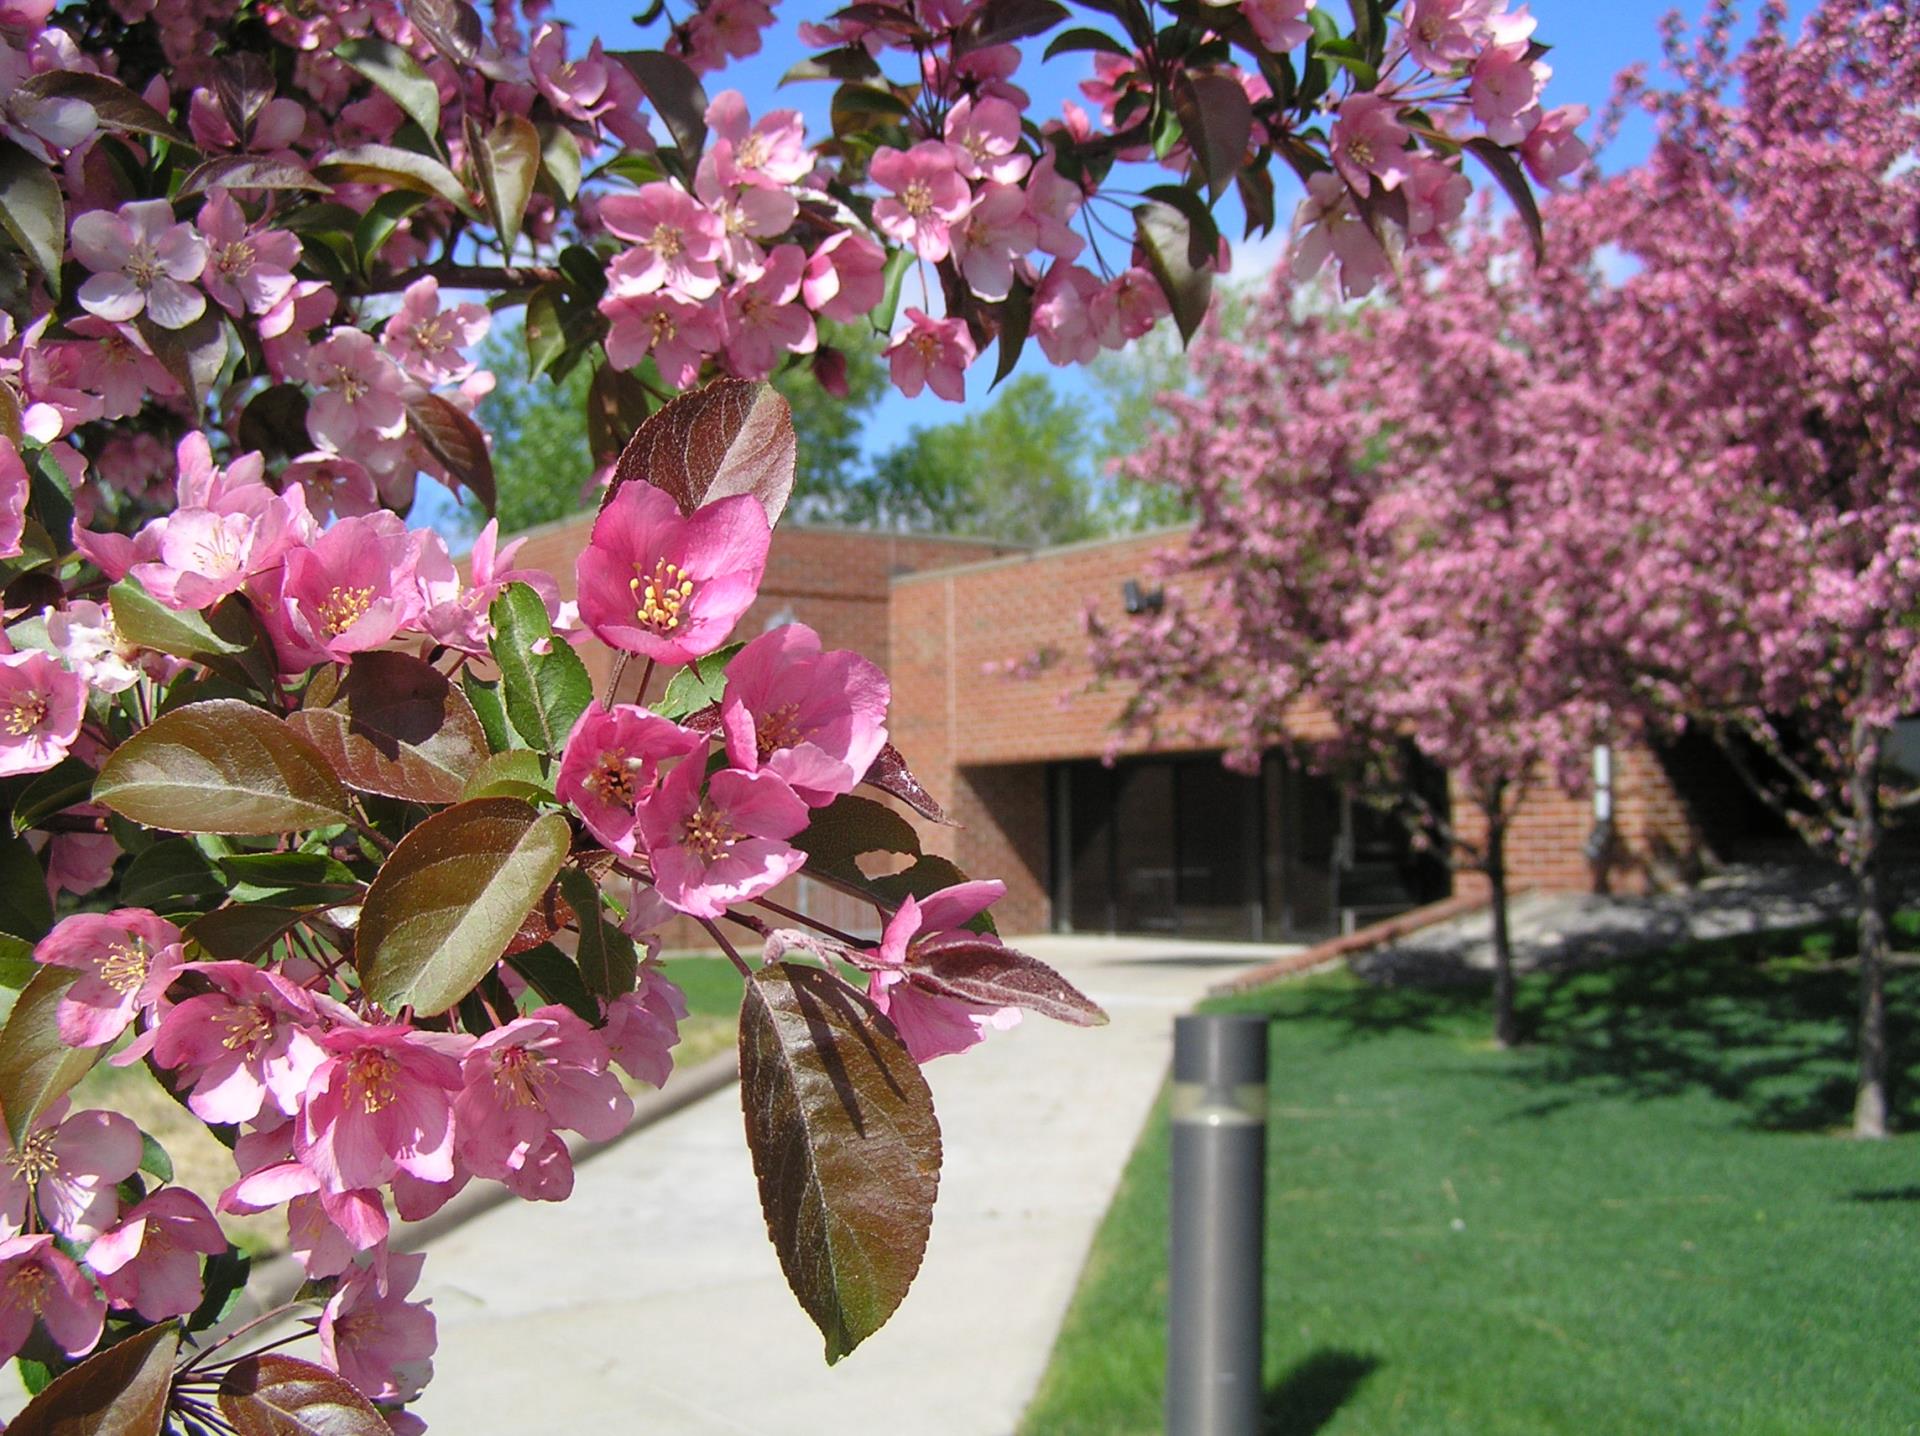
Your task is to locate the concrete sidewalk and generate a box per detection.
[408,935,1286,1434]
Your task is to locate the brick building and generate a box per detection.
[509,514,1740,943]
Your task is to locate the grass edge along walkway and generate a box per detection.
[1020,917,1920,1436]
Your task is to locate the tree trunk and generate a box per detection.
[1850,737,1890,1139]
[1488,812,1518,1050]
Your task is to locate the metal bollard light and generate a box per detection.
[1166,1013,1269,1436]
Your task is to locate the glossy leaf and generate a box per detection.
[1463,136,1546,260]
[1135,198,1215,343]
[557,867,637,1002]
[868,855,995,934]
[523,284,568,378]
[338,36,442,145]
[792,792,920,886]
[109,578,272,693]
[217,851,360,901]
[586,361,654,462]
[318,144,478,218]
[118,839,224,913]
[11,756,94,835]
[0,833,52,939]
[487,582,592,754]
[235,384,314,461]
[179,154,330,197]
[860,743,952,825]
[655,640,744,720]
[956,0,1070,52]
[16,71,189,144]
[1174,73,1253,203]
[0,934,37,990]
[0,140,65,294]
[611,51,708,162]
[604,378,796,526]
[406,0,485,67]
[217,1353,391,1436]
[288,652,489,805]
[508,938,602,1022]
[539,122,583,201]
[0,966,101,1146]
[461,749,552,803]
[906,931,1107,1025]
[991,278,1033,387]
[353,189,428,276]
[357,797,571,1017]
[94,701,351,835]
[7,1321,177,1436]
[137,309,230,413]
[405,391,496,512]
[461,670,511,753]
[212,53,277,145]
[188,904,312,961]
[470,112,541,250]
[741,961,941,1363]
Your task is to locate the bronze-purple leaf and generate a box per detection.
[905,931,1108,1027]
[739,961,941,1363]
[603,378,796,527]
[861,742,952,824]
[288,651,490,806]
[405,391,496,513]
[6,1321,177,1436]
[217,1353,392,1436]
[1173,72,1253,203]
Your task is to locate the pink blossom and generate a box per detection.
[802,231,887,323]
[0,43,96,161]
[197,189,300,317]
[601,289,724,387]
[33,908,184,1049]
[695,150,799,275]
[575,482,771,663]
[0,1102,141,1242]
[276,510,424,663]
[600,183,725,300]
[951,181,1038,301]
[1403,156,1471,240]
[287,1189,387,1279]
[1330,92,1412,195]
[636,757,809,919]
[721,622,889,806]
[131,481,313,612]
[42,829,118,898]
[45,600,138,694]
[1401,0,1494,71]
[380,275,490,385]
[187,86,306,152]
[1025,152,1086,261]
[529,23,610,122]
[304,327,409,451]
[864,881,1020,1063]
[945,95,1030,183]
[1291,172,1390,298]
[1470,12,1547,146]
[294,1025,466,1193]
[320,1250,436,1404]
[0,650,85,777]
[1032,262,1103,366]
[601,963,688,1088]
[1238,0,1315,52]
[0,434,24,560]
[70,198,209,329]
[453,1007,633,1198]
[870,142,974,262]
[556,703,704,856]
[886,308,976,401]
[283,451,379,520]
[150,960,335,1125]
[706,91,812,187]
[0,1234,103,1362]
[721,244,816,378]
[57,317,177,419]
[1090,269,1168,347]
[85,1187,226,1320]
[416,519,562,655]
[1522,103,1589,186]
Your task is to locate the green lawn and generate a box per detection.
[1022,920,1920,1436]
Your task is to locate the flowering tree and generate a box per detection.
[1551,0,1920,1138]
[1085,226,1618,1047]
[0,0,1582,1421]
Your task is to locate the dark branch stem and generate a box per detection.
[698,916,754,978]
[750,896,866,948]
[365,262,561,295]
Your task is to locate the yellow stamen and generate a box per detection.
[98,939,150,996]
[2,694,46,737]
[8,1127,57,1187]
[317,585,375,636]
[629,559,696,633]
[756,702,804,760]
[345,1049,400,1115]
[681,799,737,862]
[492,1045,548,1109]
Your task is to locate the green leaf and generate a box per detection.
[991,278,1033,388]
[10,756,92,835]
[7,1321,178,1436]
[507,939,602,1022]
[286,651,490,806]
[656,641,744,720]
[178,155,330,196]
[791,792,920,887]
[317,143,478,218]
[118,838,224,912]
[866,855,995,932]
[186,1248,251,1333]
[461,748,551,803]
[135,308,231,417]
[187,904,313,960]
[0,832,52,940]
[462,670,511,753]
[138,1131,173,1183]
[740,962,941,1363]
[0,967,102,1146]
[94,699,352,835]
[338,36,443,146]
[17,71,187,143]
[217,850,361,901]
[873,245,913,334]
[1042,25,1132,60]
[603,378,797,527]
[0,140,65,296]
[109,579,273,693]
[354,188,427,275]
[469,112,541,250]
[0,934,37,991]
[487,583,592,754]
[524,283,568,378]
[217,1354,392,1436]
[405,390,496,512]
[235,383,313,462]
[357,797,572,1016]
[538,122,582,201]
[1135,198,1215,344]
[557,867,637,1002]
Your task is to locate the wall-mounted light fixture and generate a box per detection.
[1122,579,1165,615]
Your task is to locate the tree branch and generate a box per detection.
[365,263,562,295]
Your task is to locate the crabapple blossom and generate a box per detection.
[870,142,973,262]
[600,963,689,1088]
[951,182,1038,301]
[0,649,84,777]
[575,482,771,663]
[1523,104,1591,185]
[1291,172,1391,297]
[32,908,185,1049]
[294,1025,466,1193]
[57,317,177,419]
[150,960,335,1125]
[945,95,1030,182]
[556,703,705,855]
[320,1250,436,1403]
[1330,92,1413,195]
[0,434,24,559]
[864,882,1021,1064]
[1032,263,1103,366]
[802,231,888,324]
[380,275,490,385]
[887,308,975,401]
[197,189,301,317]
[276,510,425,663]
[706,90,812,186]
[721,244,815,377]
[0,1235,103,1362]
[69,198,208,329]
[636,756,809,918]
[45,601,139,693]
[721,622,890,806]
[1240,0,1316,52]
[602,288,725,386]
[0,1102,141,1241]
[601,184,725,299]
[85,1188,227,1320]
[304,327,409,451]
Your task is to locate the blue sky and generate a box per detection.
[528,0,1815,463]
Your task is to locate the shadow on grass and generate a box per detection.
[1262,1348,1381,1435]
[1846,1185,1920,1203]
